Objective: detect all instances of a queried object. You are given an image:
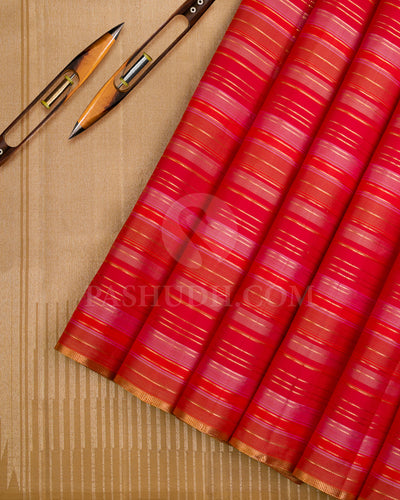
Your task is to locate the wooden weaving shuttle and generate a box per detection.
[0,23,124,167]
[69,0,217,138]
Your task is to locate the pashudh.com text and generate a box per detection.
[80,283,315,310]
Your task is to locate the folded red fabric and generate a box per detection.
[292,124,400,499]
[113,0,372,412]
[173,0,386,440]
[230,0,400,471]
[54,2,400,497]
[55,0,314,379]
[359,399,400,499]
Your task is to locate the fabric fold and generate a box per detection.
[358,400,400,499]
[55,0,314,378]
[173,0,394,440]
[229,0,400,472]
[113,0,373,412]
[293,246,400,499]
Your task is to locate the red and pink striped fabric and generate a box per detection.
[173,0,393,440]
[359,399,400,499]
[55,0,314,379]
[294,242,400,498]
[230,1,400,468]
[55,1,400,497]
[113,0,375,412]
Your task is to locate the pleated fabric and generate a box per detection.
[54,1,400,498]
[292,117,400,499]
[113,0,376,413]
[359,401,400,499]
[174,0,392,440]
[230,0,400,474]
[55,0,314,379]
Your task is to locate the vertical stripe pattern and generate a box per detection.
[6,302,330,499]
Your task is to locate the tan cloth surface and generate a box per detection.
[0,1,334,498]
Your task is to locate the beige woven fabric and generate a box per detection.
[0,1,334,498]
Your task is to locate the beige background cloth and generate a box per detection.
[0,1,334,498]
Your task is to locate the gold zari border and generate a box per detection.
[54,343,115,379]
[230,438,302,484]
[173,409,229,442]
[294,469,356,500]
[114,375,174,413]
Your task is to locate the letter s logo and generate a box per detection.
[161,193,239,269]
